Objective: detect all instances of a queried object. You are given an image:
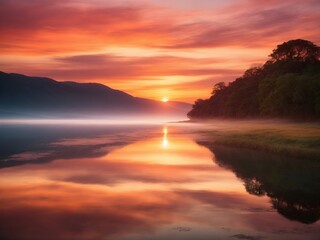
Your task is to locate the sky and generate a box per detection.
[1,0,319,103]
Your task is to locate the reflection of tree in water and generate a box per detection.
[272,198,319,224]
[244,178,266,196]
[198,142,320,224]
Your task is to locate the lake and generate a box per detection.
[0,123,319,240]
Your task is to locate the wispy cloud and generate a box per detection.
[1,0,319,102]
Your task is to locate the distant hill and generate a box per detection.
[188,39,320,120]
[0,71,191,120]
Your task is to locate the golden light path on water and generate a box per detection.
[0,124,319,240]
[162,127,168,148]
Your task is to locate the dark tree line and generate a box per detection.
[188,39,320,119]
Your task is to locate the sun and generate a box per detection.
[161,97,169,102]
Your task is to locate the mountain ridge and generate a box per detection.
[0,71,191,119]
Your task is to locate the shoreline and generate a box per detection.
[193,119,320,159]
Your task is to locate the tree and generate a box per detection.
[211,82,226,95]
[269,39,320,62]
[187,39,320,120]
[243,67,262,79]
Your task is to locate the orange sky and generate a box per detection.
[1,0,319,103]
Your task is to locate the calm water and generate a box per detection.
[0,124,319,240]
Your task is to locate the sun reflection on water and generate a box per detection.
[1,125,318,240]
[162,127,168,148]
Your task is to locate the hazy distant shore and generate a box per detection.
[0,118,189,125]
[193,119,320,159]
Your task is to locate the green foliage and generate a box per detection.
[259,73,320,117]
[214,132,320,159]
[188,39,320,120]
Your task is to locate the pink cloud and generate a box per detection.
[1,0,319,102]
[1,0,319,54]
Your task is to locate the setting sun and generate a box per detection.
[1,0,320,239]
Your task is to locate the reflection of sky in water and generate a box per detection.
[0,124,319,240]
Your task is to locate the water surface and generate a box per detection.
[0,124,319,240]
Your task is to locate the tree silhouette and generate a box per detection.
[269,39,320,62]
[188,39,320,120]
[211,82,226,95]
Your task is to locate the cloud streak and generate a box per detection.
[0,0,319,102]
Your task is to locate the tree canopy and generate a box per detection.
[188,39,320,120]
[269,39,320,62]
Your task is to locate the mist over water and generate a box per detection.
[0,114,190,126]
[0,122,319,240]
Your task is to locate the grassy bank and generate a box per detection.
[198,119,320,159]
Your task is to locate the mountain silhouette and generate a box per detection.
[0,71,191,119]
